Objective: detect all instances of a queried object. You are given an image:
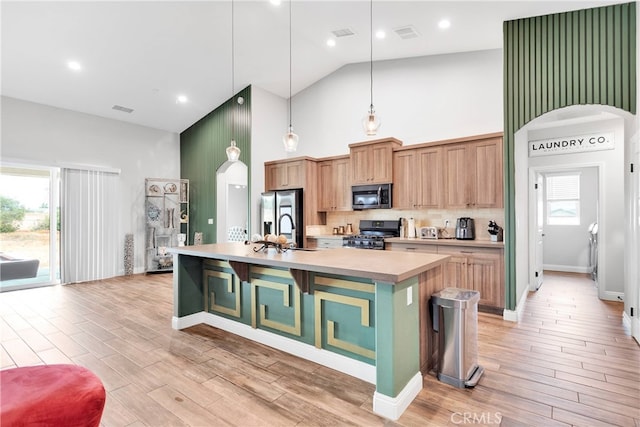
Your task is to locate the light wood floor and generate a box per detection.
[1,271,638,426]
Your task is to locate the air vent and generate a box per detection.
[393,25,420,40]
[112,105,134,114]
[331,28,355,38]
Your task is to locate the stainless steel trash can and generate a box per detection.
[431,288,484,388]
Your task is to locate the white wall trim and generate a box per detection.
[172,312,376,385]
[543,265,591,274]
[624,311,640,344]
[503,286,529,322]
[598,291,624,302]
[373,371,423,421]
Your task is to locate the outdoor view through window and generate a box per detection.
[0,166,59,291]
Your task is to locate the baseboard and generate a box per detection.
[543,264,590,274]
[503,286,529,322]
[172,312,376,385]
[599,291,624,302]
[373,372,423,421]
[624,311,640,344]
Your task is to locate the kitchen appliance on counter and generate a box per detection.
[261,189,304,248]
[455,217,475,240]
[352,184,392,210]
[343,219,400,250]
[420,226,439,239]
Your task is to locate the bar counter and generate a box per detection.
[168,242,449,420]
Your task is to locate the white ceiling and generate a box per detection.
[1,0,627,134]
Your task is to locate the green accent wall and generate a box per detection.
[503,3,636,309]
[180,85,252,244]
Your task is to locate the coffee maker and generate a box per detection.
[455,217,475,240]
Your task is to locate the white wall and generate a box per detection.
[1,96,180,275]
[291,49,503,157]
[250,86,287,236]
[542,167,598,273]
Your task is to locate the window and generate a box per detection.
[545,173,580,225]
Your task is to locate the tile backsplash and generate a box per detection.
[309,208,505,240]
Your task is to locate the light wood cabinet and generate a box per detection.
[349,138,402,185]
[393,146,443,209]
[444,136,503,208]
[318,156,351,211]
[265,159,305,190]
[387,241,504,311]
[438,246,504,310]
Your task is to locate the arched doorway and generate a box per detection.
[511,105,637,341]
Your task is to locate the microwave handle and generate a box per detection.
[377,186,381,206]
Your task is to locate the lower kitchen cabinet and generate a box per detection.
[438,246,504,311]
[387,242,504,312]
[307,237,344,249]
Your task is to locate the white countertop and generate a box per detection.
[169,242,450,283]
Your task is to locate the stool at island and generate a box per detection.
[0,364,106,426]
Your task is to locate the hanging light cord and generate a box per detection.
[369,0,373,112]
[231,0,235,141]
[288,0,293,129]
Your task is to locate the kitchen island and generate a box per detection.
[169,243,449,420]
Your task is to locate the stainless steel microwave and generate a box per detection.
[352,184,392,210]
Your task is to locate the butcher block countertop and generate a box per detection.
[385,237,505,248]
[169,242,449,284]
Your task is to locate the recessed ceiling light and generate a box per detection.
[176,95,188,104]
[270,0,281,5]
[375,30,386,39]
[438,19,451,29]
[326,38,336,47]
[67,60,82,71]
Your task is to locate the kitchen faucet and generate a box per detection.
[278,213,296,233]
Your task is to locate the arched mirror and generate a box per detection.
[216,160,248,242]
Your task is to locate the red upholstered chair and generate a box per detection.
[1,364,106,426]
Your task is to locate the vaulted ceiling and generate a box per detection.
[1,1,627,133]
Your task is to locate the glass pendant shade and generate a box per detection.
[362,107,381,136]
[226,139,241,162]
[283,126,299,152]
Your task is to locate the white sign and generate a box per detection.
[529,132,615,157]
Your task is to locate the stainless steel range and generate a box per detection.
[343,220,400,250]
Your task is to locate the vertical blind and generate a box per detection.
[61,168,120,283]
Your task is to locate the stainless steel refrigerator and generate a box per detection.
[261,189,304,248]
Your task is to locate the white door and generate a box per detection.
[534,173,544,290]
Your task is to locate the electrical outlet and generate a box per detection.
[444,219,450,228]
[406,286,413,306]
[208,218,214,225]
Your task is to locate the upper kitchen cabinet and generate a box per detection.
[444,135,503,209]
[265,157,314,191]
[318,155,351,211]
[393,146,443,209]
[349,138,402,185]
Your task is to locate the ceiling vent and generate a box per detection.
[112,105,134,114]
[393,25,420,40]
[331,28,355,38]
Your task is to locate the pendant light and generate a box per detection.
[283,0,299,152]
[362,0,381,136]
[226,0,241,162]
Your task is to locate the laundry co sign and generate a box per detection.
[529,132,614,157]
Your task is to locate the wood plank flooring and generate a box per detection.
[1,271,638,426]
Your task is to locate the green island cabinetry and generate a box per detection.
[169,243,449,420]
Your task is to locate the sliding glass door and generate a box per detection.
[0,165,60,291]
